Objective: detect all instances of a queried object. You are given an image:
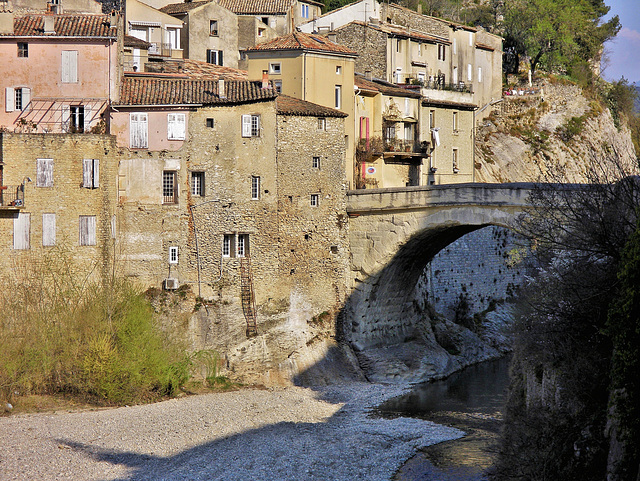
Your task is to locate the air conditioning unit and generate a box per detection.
[164,278,179,290]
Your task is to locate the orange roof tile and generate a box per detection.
[118,77,278,106]
[246,31,357,55]
[276,95,347,117]
[355,74,421,98]
[6,14,116,38]
[144,59,249,81]
[159,1,211,15]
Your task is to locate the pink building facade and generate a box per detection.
[0,13,119,133]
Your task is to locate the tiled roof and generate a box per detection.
[144,59,248,80]
[219,0,323,14]
[355,74,422,98]
[276,95,347,117]
[422,98,477,110]
[246,31,357,55]
[118,76,278,106]
[159,1,211,15]
[124,35,151,48]
[337,20,450,45]
[475,42,495,52]
[5,14,117,38]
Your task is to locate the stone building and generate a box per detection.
[0,132,119,281]
[111,74,350,360]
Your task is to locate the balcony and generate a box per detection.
[0,185,25,209]
[381,139,429,162]
[148,42,172,57]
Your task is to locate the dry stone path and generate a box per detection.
[0,383,462,480]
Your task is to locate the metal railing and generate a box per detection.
[0,185,25,208]
[148,42,172,57]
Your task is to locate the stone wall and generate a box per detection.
[334,23,387,80]
[0,133,118,280]
[380,4,449,38]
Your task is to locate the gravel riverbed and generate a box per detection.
[0,382,462,481]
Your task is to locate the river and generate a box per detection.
[375,356,511,481]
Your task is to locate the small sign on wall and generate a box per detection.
[366,166,376,174]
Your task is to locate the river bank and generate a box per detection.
[0,382,462,481]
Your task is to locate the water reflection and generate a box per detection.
[376,356,511,481]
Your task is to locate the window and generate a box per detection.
[61,50,78,83]
[453,111,458,132]
[453,66,458,84]
[334,85,341,109]
[438,44,445,61]
[258,27,266,37]
[469,31,473,46]
[385,122,396,141]
[130,113,148,148]
[79,215,96,246]
[273,80,282,93]
[396,38,401,52]
[417,42,422,56]
[317,117,326,130]
[5,87,31,112]
[168,113,186,140]
[169,246,178,264]
[70,105,84,132]
[310,194,319,207]
[429,110,435,129]
[42,213,56,246]
[453,149,459,172]
[13,212,30,250]
[206,49,223,66]
[210,20,218,36]
[467,63,473,82]
[478,67,483,83]
[336,65,342,75]
[191,171,204,196]
[404,98,411,116]
[251,175,260,200]
[165,28,180,50]
[404,123,414,143]
[36,158,53,187]
[395,68,402,83]
[241,114,260,137]
[301,4,309,18]
[269,62,281,74]
[162,171,178,204]
[237,234,249,257]
[222,234,232,257]
[83,159,100,188]
[261,16,269,24]
[452,38,457,55]
[17,42,28,57]
[313,156,320,168]
[418,72,425,82]
[206,118,215,128]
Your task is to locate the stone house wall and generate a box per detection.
[380,4,449,38]
[334,23,387,80]
[0,133,118,280]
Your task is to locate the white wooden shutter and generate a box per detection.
[62,51,78,83]
[13,213,30,250]
[83,104,91,132]
[61,105,70,132]
[42,213,56,246]
[130,113,148,148]
[241,114,252,137]
[467,64,472,82]
[167,113,185,140]
[5,87,14,112]
[83,159,99,188]
[21,87,30,111]
[79,215,96,246]
[92,158,99,188]
[37,158,53,187]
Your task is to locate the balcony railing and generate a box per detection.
[0,185,25,209]
[148,42,172,57]
[381,139,429,155]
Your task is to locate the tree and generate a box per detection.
[503,0,620,76]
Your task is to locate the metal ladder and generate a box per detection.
[240,256,258,337]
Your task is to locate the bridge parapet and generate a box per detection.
[347,183,537,215]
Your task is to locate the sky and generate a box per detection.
[601,0,640,84]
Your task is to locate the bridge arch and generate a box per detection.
[344,184,532,352]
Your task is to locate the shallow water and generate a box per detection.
[376,356,511,481]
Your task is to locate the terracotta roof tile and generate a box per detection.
[118,77,277,106]
[276,95,347,117]
[6,14,116,38]
[337,20,450,45]
[355,74,421,98]
[124,34,151,48]
[159,1,211,15]
[422,98,477,110]
[144,59,248,80]
[219,0,322,14]
[247,31,357,55]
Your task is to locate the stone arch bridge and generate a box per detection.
[343,183,537,352]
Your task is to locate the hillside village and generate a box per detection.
[0,0,505,380]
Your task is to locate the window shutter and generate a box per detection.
[5,87,14,112]
[83,104,91,132]
[130,113,148,148]
[168,113,185,140]
[218,50,223,66]
[13,213,30,250]
[61,105,70,132]
[42,213,56,246]
[62,51,78,83]
[83,159,92,188]
[21,87,30,111]
[241,114,251,137]
[79,215,96,246]
[167,113,175,139]
[37,158,53,187]
[92,158,99,188]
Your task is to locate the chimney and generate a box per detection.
[261,70,269,89]
[218,79,226,98]
[417,3,422,15]
[328,33,337,43]
[0,12,14,35]
[44,14,55,34]
[365,69,372,81]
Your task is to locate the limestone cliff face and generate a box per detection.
[475,81,637,184]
